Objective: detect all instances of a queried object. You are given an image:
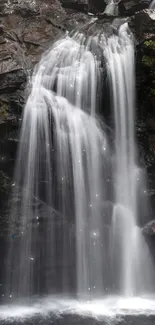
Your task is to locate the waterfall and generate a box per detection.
[6,23,155,301]
[6,34,109,298]
[104,23,154,295]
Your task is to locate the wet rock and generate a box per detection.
[134,9,155,178]
[129,9,155,42]
[60,0,88,12]
[142,219,155,236]
[119,0,152,16]
[89,0,106,13]
[90,0,152,16]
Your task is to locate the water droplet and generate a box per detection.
[12,183,16,187]
[30,257,34,261]
[9,295,12,298]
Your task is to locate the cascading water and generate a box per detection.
[5,22,155,302]
[6,34,109,298]
[104,23,154,295]
[104,0,119,16]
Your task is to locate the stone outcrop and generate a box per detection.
[60,0,153,14]
[142,220,155,236]
[128,9,155,211]
[119,0,152,15]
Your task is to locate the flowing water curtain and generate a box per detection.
[150,0,155,8]
[6,33,109,298]
[104,23,154,295]
[104,0,120,16]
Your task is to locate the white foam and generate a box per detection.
[0,296,155,321]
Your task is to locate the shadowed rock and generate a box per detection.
[142,220,155,236]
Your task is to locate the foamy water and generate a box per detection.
[0,296,155,321]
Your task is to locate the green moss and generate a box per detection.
[144,40,155,51]
[149,88,155,96]
[142,55,155,67]
[0,102,8,119]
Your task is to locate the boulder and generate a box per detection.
[129,9,155,42]
[98,0,151,15]
[119,0,152,15]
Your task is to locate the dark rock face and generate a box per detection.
[60,0,88,12]
[129,9,155,42]
[142,220,155,236]
[119,0,152,15]
[129,9,155,212]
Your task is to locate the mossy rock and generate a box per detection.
[142,55,155,68]
[0,102,8,120]
[144,40,155,51]
[149,88,155,97]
